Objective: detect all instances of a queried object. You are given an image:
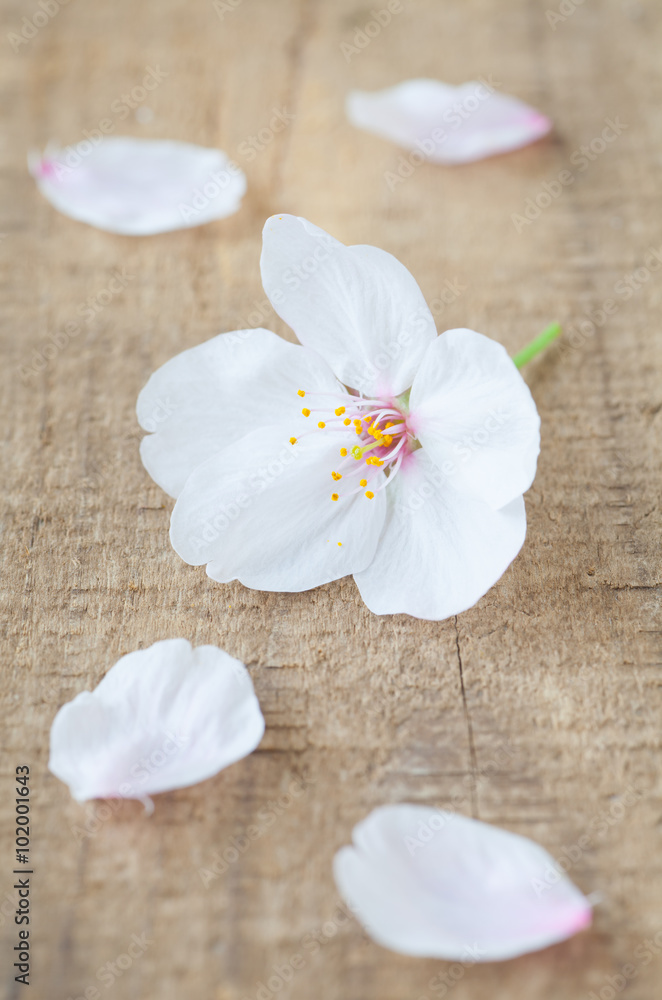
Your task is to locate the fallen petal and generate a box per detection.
[30,137,246,234]
[334,805,592,960]
[346,79,552,164]
[48,639,264,802]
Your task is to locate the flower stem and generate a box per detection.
[512,322,561,369]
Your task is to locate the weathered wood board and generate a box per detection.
[0,0,660,997]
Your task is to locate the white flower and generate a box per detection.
[48,639,264,803]
[30,137,246,234]
[334,805,593,961]
[346,79,552,164]
[138,214,540,620]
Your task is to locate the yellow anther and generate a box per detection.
[335,406,346,416]
[331,493,339,501]
[289,437,297,445]
[365,491,375,499]
[353,419,361,427]
[339,447,348,457]
[337,542,342,546]
[383,435,393,445]
[343,418,351,426]
[302,408,311,417]
[363,415,371,423]
[297,389,306,397]
[332,471,342,481]
[360,478,367,487]
[318,421,326,429]
[355,425,362,435]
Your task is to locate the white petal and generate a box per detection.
[30,138,246,235]
[353,450,526,620]
[137,329,340,498]
[260,214,436,397]
[170,422,387,592]
[409,329,540,509]
[48,639,264,802]
[334,805,592,961]
[346,79,552,164]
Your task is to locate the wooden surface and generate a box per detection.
[1,1,661,997]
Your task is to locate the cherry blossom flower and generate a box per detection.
[137,214,540,620]
[334,805,593,961]
[48,639,264,803]
[346,79,552,164]
[30,137,246,234]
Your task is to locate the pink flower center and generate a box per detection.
[291,388,414,502]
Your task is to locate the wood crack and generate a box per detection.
[454,616,478,819]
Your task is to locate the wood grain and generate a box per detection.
[1,1,660,998]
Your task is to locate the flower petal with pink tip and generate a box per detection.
[48,639,264,802]
[334,805,592,961]
[346,79,552,164]
[30,137,246,234]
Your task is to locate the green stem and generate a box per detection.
[512,322,561,369]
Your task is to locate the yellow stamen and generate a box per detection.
[297,389,305,397]
[331,493,339,501]
[343,418,351,426]
[289,437,297,445]
[318,421,326,429]
[302,408,311,417]
[332,471,342,481]
[335,406,346,416]
[360,478,367,487]
[365,491,374,499]
[339,447,348,457]
[337,542,342,546]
